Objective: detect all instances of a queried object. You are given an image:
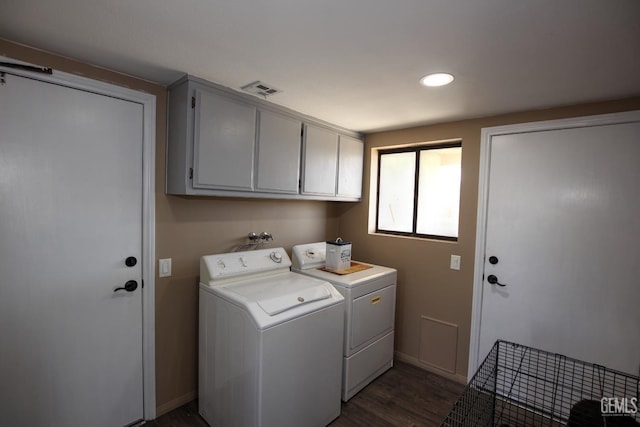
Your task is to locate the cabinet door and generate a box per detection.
[301,124,338,196]
[193,88,256,190]
[337,135,364,198]
[255,110,301,193]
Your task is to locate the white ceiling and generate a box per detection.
[2,0,639,132]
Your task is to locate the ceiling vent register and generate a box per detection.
[241,81,282,97]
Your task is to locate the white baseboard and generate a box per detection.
[155,390,197,418]
[394,351,468,385]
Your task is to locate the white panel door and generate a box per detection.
[255,110,301,193]
[337,135,363,198]
[301,124,338,196]
[194,88,256,191]
[0,73,144,426]
[478,120,640,376]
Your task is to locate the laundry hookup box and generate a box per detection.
[326,238,352,271]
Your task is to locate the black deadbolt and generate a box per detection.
[125,256,137,267]
[489,256,499,265]
[114,280,138,293]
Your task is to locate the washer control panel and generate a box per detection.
[201,247,291,283]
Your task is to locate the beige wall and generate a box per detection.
[154,196,339,413]
[0,39,340,415]
[337,96,640,382]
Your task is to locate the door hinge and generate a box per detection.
[191,96,196,108]
[189,168,193,180]
[142,280,144,289]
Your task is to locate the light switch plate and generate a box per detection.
[450,255,461,271]
[159,258,172,278]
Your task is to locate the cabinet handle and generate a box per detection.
[371,296,381,305]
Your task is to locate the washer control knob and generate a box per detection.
[270,251,283,263]
[217,259,226,269]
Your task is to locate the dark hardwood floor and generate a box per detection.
[147,361,465,427]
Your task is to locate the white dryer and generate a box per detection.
[291,242,397,401]
[199,247,344,427]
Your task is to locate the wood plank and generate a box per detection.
[150,361,465,427]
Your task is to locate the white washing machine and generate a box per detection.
[199,247,344,427]
[291,242,397,401]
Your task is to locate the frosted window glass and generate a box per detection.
[377,152,415,232]
[416,148,461,237]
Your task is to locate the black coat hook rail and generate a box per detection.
[0,61,53,75]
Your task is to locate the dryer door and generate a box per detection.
[350,284,396,352]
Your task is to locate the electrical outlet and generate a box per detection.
[450,255,461,271]
[159,258,172,278]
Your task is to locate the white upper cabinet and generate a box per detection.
[193,88,256,191]
[255,110,301,194]
[337,135,364,198]
[166,75,363,201]
[301,124,338,196]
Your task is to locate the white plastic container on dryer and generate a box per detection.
[325,237,352,271]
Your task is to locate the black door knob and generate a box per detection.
[114,280,138,293]
[489,256,499,265]
[487,274,506,287]
[125,256,137,267]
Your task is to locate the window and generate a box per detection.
[376,142,461,241]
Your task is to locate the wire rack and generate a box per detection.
[441,340,639,426]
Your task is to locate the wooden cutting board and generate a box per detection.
[319,262,373,275]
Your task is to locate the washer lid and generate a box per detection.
[228,273,332,312]
[257,286,331,315]
[205,271,344,328]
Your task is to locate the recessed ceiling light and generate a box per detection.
[420,73,454,87]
